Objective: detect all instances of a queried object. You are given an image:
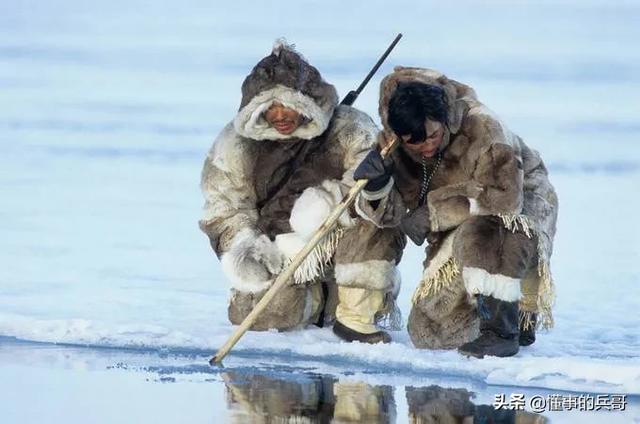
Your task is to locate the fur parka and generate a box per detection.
[356,67,558,341]
[199,42,403,308]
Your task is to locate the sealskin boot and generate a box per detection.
[458,295,519,358]
[333,320,391,344]
[519,312,537,347]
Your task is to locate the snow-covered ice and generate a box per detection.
[1,0,639,422]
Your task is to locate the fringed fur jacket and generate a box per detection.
[356,67,558,328]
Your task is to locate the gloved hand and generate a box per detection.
[353,150,394,192]
[400,205,431,245]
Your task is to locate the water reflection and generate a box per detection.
[406,386,545,423]
[223,371,338,423]
[222,371,546,423]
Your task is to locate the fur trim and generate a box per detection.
[334,259,397,290]
[360,177,394,201]
[233,84,332,141]
[412,231,459,302]
[220,228,273,293]
[412,257,460,303]
[354,192,385,228]
[276,228,344,285]
[462,266,522,302]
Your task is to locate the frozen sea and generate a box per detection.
[1,0,639,422]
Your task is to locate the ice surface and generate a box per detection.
[1,0,639,419]
[1,337,638,423]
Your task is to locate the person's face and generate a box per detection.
[264,102,303,135]
[400,120,445,159]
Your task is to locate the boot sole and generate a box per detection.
[457,347,485,359]
[457,346,519,359]
[333,321,391,344]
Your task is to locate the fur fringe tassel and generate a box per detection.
[536,260,556,329]
[411,257,460,303]
[500,213,556,330]
[288,228,344,285]
[499,213,533,239]
[519,310,537,331]
[407,213,556,331]
[375,293,403,331]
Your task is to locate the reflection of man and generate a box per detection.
[406,385,548,423]
[406,385,476,423]
[354,67,558,358]
[222,371,547,423]
[199,41,405,343]
[222,371,396,423]
[223,371,335,423]
[333,382,396,423]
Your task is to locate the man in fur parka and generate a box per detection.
[199,41,405,343]
[354,67,558,358]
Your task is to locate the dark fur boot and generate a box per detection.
[333,321,391,344]
[458,295,519,358]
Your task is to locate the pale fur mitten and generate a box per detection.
[221,229,284,292]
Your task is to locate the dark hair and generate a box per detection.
[387,81,448,144]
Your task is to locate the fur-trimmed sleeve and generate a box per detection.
[198,123,260,258]
[428,112,524,232]
[355,179,407,228]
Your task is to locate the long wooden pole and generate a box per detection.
[210,139,398,365]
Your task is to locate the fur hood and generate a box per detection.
[233,40,339,141]
[378,66,477,152]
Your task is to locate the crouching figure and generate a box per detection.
[199,41,405,343]
[354,66,558,357]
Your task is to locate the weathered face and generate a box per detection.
[264,102,303,135]
[401,120,445,159]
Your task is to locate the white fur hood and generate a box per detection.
[233,40,339,141]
